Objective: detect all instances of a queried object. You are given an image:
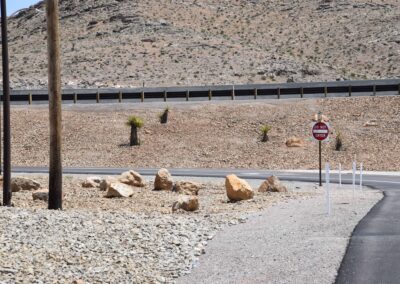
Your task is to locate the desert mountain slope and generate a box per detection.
[4,0,400,89]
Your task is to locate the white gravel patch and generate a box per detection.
[177,185,383,284]
[0,209,223,284]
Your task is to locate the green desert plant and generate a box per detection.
[335,131,343,151]
[126,116,144,146]
[260,124,272,142]
[159,106,169,124]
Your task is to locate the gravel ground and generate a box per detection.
[0,175,382,283]
[1,175,312,283]
[177,185,382,284]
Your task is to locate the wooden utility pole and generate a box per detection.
[46,0,63,209]
[1,0,11,206]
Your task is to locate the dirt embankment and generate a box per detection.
[10,96,400,171]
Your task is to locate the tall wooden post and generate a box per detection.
[1,0,11,206]
[46,0,63,210]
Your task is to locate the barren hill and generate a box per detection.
[4,0,400,89]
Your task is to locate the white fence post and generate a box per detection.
[352,161,356,200]
[339,163,342,187]
[360,162,363,190]
[326,163,331,216]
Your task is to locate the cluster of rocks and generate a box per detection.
[78,169,288,211]
[6,176,49,202]
[225,174,287,203]
[81,168,202,212]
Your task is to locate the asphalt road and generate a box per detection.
[9,166,400,283]
[10,166,400,189]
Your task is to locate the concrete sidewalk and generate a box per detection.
[336,190,400,283]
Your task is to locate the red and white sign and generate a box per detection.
[312,122,329,141]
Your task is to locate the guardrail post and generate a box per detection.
[277,88,281,99]
[28,93,32,105]
[373,85,376,96]
[141,90,144,102]
[73,92,77,104]
[231,85,235,100]
[118,91,122,103]
[324,86,327,98]
[96,91,100,103]
[164,90,167,102]
[186,90,189,101]
[208,89,212,100]
[348,85,352,97]
[300,87,304,98]
[254,88,257,100]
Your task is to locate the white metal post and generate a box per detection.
[360,162,363,190]
[326,163,331,216]
[352,161,356,200]
[339,163,342,187]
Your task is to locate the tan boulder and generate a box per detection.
[99,176,118,191]
[258,176,288,193]
[172,196,199,212]
[312,114,329,122]
[105,182,134,198]
[32,189,49,201]
[154,168,173,191]
[174,181,201,196]
[286,137,304,147]
[119,170,146,187]
[11,177,41,192]
[225,175,254,201]
[82,176,102,188]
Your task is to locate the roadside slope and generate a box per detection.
[10,96,400,171]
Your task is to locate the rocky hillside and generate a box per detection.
[4,0,400,89]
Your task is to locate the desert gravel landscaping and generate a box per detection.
[0,174,311,283]
[10,96,400,171]
[0,175,382,284]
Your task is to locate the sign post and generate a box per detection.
[312,113,329,186]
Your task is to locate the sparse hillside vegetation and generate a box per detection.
[3,0,399,89]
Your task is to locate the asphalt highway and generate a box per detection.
[10,166,400,189]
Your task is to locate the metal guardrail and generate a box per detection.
[1,79,399,104]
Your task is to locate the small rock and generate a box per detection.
[32,189,49,201]
[286,137,305,147]
[225,174,254,201]
[312,114,329,122]
[363,120,378,127]
[172,196,199,212]
[82,176,102,188]
[154,168,173,191]
[11,177,41,192]
[174,181,201,196]
[99,176,118,191]
[105,182,134,198]
[119,170,146,187]
[258,176,288,193]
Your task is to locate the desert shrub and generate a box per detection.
[335,131,343,151]
[126,116,144,128]
[260,124,272,142]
